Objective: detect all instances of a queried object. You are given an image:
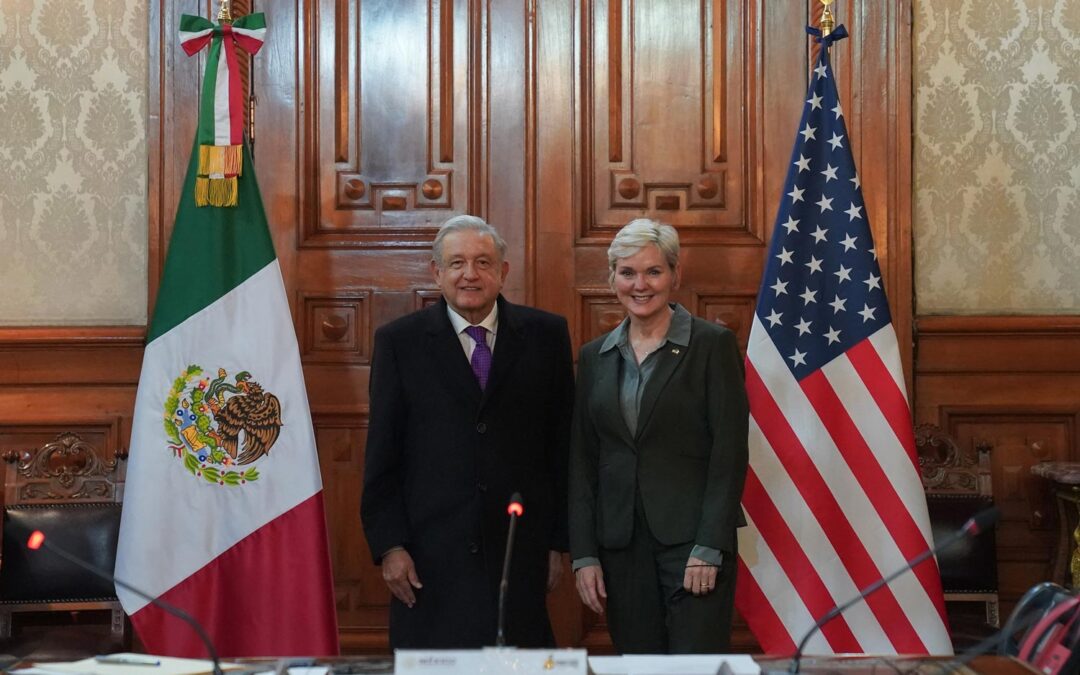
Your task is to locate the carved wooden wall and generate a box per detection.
[0,0,918,655]
[914,317,1080,619]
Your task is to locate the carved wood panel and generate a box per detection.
[579,0,753,243]
[302,0,480,249]
[939,410,1075,617]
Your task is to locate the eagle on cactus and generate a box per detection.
[212,371,283,465]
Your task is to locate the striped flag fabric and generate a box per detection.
[114,16,338,655]
[735,27,951,656]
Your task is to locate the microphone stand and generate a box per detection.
[495,492,523,648]
[33,535,224,675]
[786,507,1000,674]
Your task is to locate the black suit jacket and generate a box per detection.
[569,314,749,559]
[361,295,573,648]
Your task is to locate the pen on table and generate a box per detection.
[94,655,162,666]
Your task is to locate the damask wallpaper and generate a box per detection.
[915,0,1080,313]
[0,0,147,325]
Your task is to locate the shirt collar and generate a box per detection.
[599,303,691,353]
[447,302,499,336]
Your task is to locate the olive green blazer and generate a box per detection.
[569,314,749,559]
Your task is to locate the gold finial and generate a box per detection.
[217,0,232,23]
[820,0,835,37]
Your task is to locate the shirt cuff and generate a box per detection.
[690,545,723,567]
[572,556,601,571]
[381,545,405,560]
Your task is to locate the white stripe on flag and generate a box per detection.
[868,327,908,404]
[747,418,893,651]
[116,261,321,610]
[746,316,950,654]
[738,511,829,654]
[821,345,933,539]
[214,42,232,146]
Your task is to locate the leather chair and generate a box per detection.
[0,432,128,658]
[915,424,1000,648]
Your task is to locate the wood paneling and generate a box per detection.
[915,315,1080,618]
[0,0,916,655]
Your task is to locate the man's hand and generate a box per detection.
[547,550,564,592]
[683,555,718,596]
[382,548,422,607]
[574,564,607,614]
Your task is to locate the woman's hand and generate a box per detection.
[575,565,607,614]
[683,556,718,596]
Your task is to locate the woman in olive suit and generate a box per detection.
[569,218,749,653]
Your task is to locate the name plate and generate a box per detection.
[395,648,588,674]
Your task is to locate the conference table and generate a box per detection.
[239,654,1041,674]
[17,654,1040,675]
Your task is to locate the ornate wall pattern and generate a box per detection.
[0,0,147,325]
[915,0,1080,313]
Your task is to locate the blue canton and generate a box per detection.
[757,45,890,380]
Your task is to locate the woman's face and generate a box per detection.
[612,243,680,322]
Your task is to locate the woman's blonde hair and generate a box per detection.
[607,218,680,283]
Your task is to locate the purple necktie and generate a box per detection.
[464,325,492,390]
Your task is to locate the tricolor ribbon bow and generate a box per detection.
[179,13,266,207]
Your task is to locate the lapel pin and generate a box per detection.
[671,348,680,355]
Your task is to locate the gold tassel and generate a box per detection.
[194,176,237,207]
[208,177,238,206]
[224,144,243,177]
[195,177,209,206]
[198,144,243,177]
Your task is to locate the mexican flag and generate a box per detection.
[114,15,338,656]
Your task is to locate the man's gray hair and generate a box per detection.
[607,218,680,279]
[432,215,508,266]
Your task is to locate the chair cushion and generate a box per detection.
[1,503,122,603]
[927,494,998,593]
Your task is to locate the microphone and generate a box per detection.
[785,506,1001,674]
[495,492,524,648]
[27,530,224,675]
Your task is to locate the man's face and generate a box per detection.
[431,229,509,323]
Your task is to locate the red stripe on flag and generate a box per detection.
[745,362,927,653]
[220,24,245,145]
[130,492,339,658]
[742,468,862,653]
[846,339,919,469]
[800,367,947,627]
[736,557,797,655]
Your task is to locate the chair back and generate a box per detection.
[0,431,128,653]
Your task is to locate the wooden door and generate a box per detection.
[151,0,911,653]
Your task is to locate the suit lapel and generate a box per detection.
[635,340,686,440]
[425,299,483,408]
[593,345,636,448]
[479,296,521,410]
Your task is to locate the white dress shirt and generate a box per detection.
[446,303,498,360]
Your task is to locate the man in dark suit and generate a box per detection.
[361,215,574,648]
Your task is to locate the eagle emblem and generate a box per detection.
[163,365,283,486]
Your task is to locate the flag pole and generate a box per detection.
[819,0,835,38]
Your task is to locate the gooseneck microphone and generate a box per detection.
[786,506,1001,674]
[27,530,224,675]
[495,492,524,648]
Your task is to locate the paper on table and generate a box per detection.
[587,654,761,675]
[14,654,247,675]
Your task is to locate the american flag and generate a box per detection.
[735,29,951,655]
